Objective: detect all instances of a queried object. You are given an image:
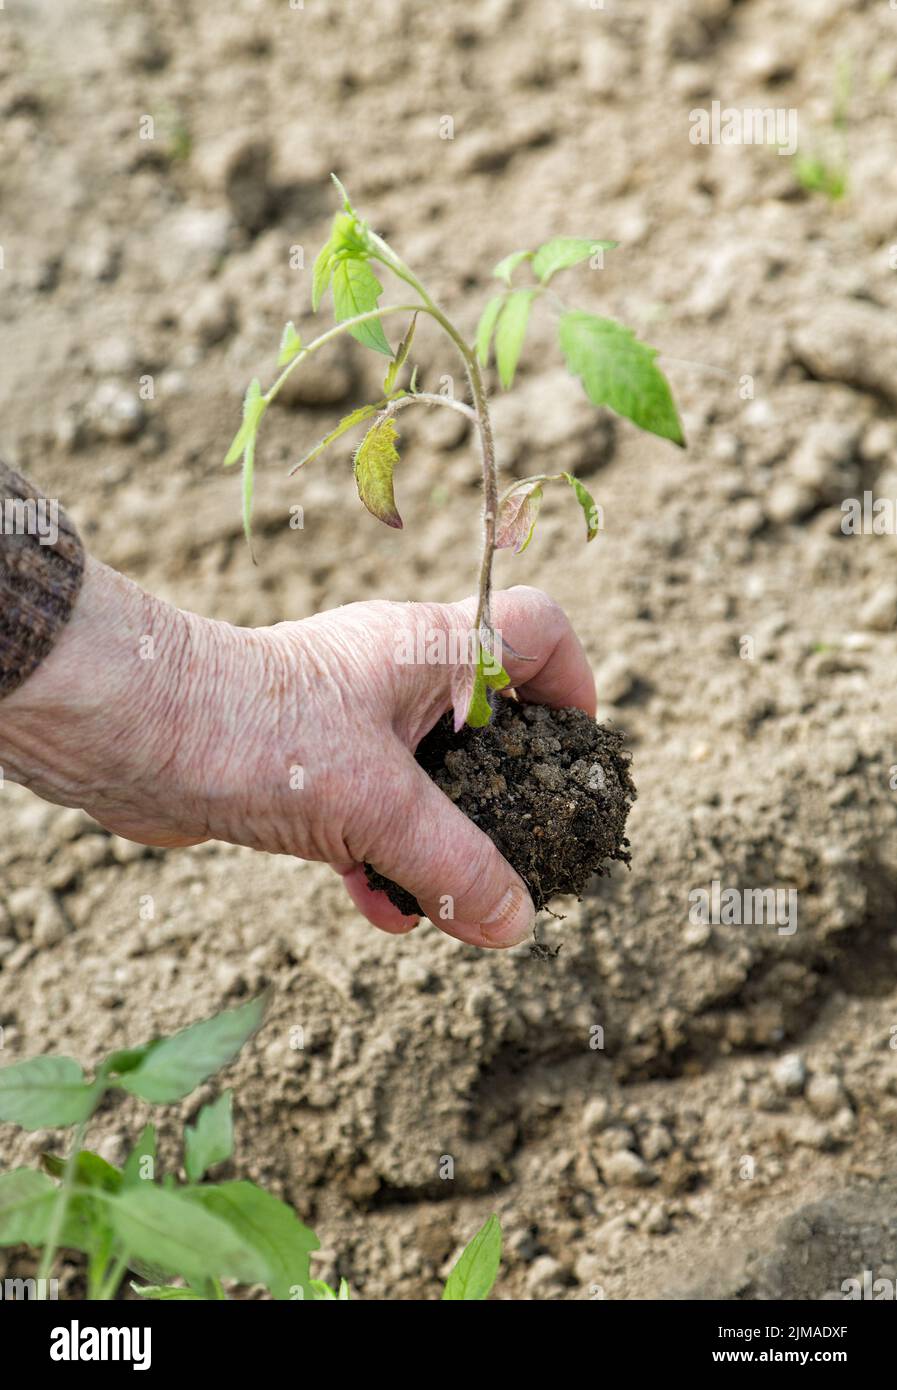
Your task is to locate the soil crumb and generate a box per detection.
[365,701,636,917]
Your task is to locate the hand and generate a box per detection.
[1,559,596,949]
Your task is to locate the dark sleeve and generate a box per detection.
[0,463,85,700]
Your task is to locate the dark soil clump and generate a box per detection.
[365,701,636,917]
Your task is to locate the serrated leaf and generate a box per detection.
[0,1168,57,1245]
[492,250,532,285]
[475,295,504,368]
[561,471,601,541]
[186,1181,318,1300]
[122,1124,156,1189]
[442,1214,502,1300]
[495,481,543,553]
[495,290,536,390]
[354,418,402,528]
[290,402,384,475]
[184,1091,234,1184]
[115,996,268,1104]
[558,311,685,446]
[532,236,617,283]
[332,258,392,356]
[110,1185,268,1286]
[132,1283,202,1300]
[383,313,418,394]
[277,321,303,367]
[0,1057,98,1129]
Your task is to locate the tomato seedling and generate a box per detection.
[226,176,683,729]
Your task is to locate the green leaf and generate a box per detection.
[184,1091,234,1184]
[132,1283,202,1300]
[330,173,354,212]
[532,236,617,283]
[104,1045,158,1077]
[41,1151,122,1193]
[311,243,336,312]
[475,295,505,368]
[495,481,543,553]
[0,1168,57,1245]
[186,1181,318,1300]
[561,472,601,541]
[224,419,251,469]
[442,1214,502,1300]
[495,290,536,390]
[277,321,303,367]
[224,377,266,469]
[558,311,685,446]
[0,1057,98,1130]
[122,1124,156,1189]
[466,648,510,730]
[291,402,384,474]
[311,1278,351,1300]
[383,313,418,395]
[492,250,532,286]
[110,1184,269,1286]
[354,418,403,528]
[115,996,268,1104]
[332,258,392,356]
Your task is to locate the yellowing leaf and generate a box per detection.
[354,418,403,528]
[495,481,543,553]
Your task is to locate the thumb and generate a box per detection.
[365,748,535,950]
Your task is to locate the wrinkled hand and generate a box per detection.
[1,559,595,949]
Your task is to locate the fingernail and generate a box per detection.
[481,882,535,947]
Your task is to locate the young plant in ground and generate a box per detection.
[225,176,684,730]
[0,998,501,1302]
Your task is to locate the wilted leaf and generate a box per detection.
[495,480,543,553]
[464,647,510,730]
[558,311,685,446]
[442,1214,502,1300]
[532,236,617,283]
[354,418,403,528]
[561,471,601,541]
[495,289,536,389]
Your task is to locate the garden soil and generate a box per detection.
[2,0,897,1299]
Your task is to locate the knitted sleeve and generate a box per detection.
[0,463,85,700]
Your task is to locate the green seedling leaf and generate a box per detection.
[277,321,303,367]
[110,1184,269,1286]
[495,480,543,553]
[332,257,392,356]
[311,1278,351,1300]
[41,1151,122,1193]
[186,1181,318,1301]
[123,1124,157,1189]
[115,995,268,1104]
[0,1168,57,1245]
[354,418,403,528]
[312,243,336,312]
[132,1283,202,1300]
[532,236,617,283]
[290,402,385,475]
[184,1091,234,1184]
[559,311,685,446]
[0,1056,98,1129]
[495,289,536,390]
[462,646,511,731]
[442,1214,502,1300]
[104,1044,158,1077]
[330,172,354,212]
[561,471,601,541]
[383,313,418,394]
[492,250,532,285]
[224,378,266,468]
[476,295,504,368]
